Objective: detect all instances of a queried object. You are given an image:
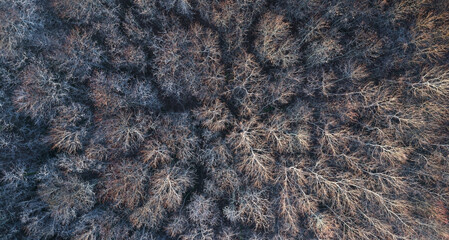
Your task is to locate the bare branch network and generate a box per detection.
[0,0,448,239]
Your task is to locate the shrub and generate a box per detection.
[89,71,122,112]
[273,0,322,22]
[265,113,302,154]
[296,17,330,45]
[217,227,239,240]
[165,215,188,238]
[227,117,265,154]
[85,142,109,162]
[0,163,33,239]
[129,201,165,229]
[412,11,449,63]
[266,68,302,106]
[21,200,60,239]
[0,90,44,163]
[122,10,153,43]
[341,61,369,82]
[206,0,266,57]
[200,138,233,170]
[135,0,192,17]
[128,80,162,110]
[278,165,317,235]
[0,0,42,60]
[228,118,274,187]
[187,194,219,226]
[309,213,341,239]
[89,71,161,114]
[159,0,192,16]
[89,71,161,112]
[181,227,214,240]
[411,65,449,98]
[134,0,158,20]
[100,22,148,72]
[212,167,241,194]
[3,0,449,239]
[155,113,198,162]
[306,38,342,66]
[56,154,99,173]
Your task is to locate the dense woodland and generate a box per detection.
[0,0,448,239]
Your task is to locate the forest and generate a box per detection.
[0,0,448,239]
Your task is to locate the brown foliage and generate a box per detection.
[228,118,274,187]
[154,113,198,162]
[149,166,193,210]
[412,11,449,63]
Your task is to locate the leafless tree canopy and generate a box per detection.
[0,0,448,239]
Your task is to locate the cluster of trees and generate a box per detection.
[1,0,448,239]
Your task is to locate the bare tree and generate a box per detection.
[152,21,225,102]
[38,175,95,225]
[226,52,267,116]
[99,160,148,209]
[51,0,118,25]
[255,12,298,68]
[235,190,274,230]
[130,166,193,228]
[193,99,232,132]
[13,62,71,123]
[49,103,91,154]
